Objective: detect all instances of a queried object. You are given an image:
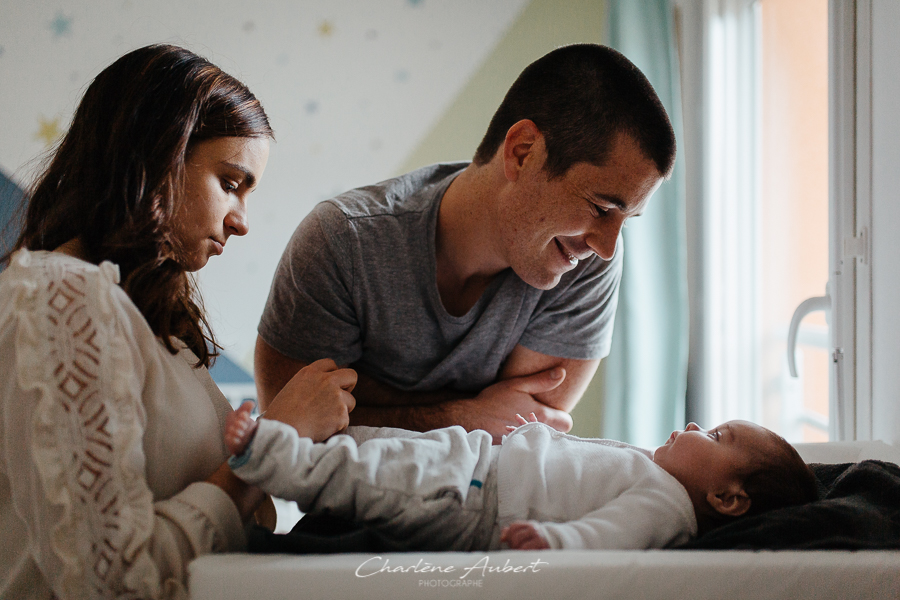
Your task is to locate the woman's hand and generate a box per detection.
[206,462,266,524]
[262,358,357,442]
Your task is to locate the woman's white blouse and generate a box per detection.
[0,250,245,599]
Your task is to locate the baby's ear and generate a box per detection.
[706,485,751,517]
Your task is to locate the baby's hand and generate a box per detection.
[225,401,259,456]
[505,412,540,432]
[500,520,550,550]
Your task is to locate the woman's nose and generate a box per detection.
[684,422,704,433]
[225,202,249,237]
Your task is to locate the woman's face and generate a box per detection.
[175,136,270,271]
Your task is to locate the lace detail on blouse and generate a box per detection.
[10,251,160,599]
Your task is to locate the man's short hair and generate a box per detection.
[473,43,676,179]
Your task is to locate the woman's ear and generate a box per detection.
[706,485,751,517]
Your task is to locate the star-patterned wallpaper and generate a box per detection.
[0,0,531,368]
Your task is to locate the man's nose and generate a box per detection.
[585,216,624,261]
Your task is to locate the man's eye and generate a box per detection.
[222,180,238,191]
[590,202,609,217]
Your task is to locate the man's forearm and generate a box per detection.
[349,369,575,443]
[349,371,474,431]
[351,370,466,407]
[348,401,464,432]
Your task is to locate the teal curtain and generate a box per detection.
[602,0,688,447]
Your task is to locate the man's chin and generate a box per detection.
[518,269,563,291]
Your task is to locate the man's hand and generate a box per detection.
[263,358,357,442]
[448,367,572,443]
[501,521,551,550]
[498,345,600,413]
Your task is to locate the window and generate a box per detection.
[758,0,830,442]
[684,0,830,442]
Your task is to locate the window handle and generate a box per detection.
[787,294,831,377]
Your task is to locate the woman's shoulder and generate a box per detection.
[2,247,116,283]
[1,248,140,328]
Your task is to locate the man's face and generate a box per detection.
[495,132,663,290]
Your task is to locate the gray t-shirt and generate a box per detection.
[258,163,622,394]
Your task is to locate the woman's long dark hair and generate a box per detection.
[12,44,273,367]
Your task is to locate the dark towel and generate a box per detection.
[248,513,413,554]
[677,459,900,550]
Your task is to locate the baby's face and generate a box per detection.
[652,420,775,497]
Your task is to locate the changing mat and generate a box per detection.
[189,440,900,600]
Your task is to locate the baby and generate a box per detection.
[225,404,817,550]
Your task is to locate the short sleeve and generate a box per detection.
[0,252,244,599]
[518,238,624,360]
[257,201,363,365]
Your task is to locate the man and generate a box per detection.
[255,44,674,442]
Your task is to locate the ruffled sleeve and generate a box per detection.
[0,251,244,599]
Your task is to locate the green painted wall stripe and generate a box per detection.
[396,0,606,174]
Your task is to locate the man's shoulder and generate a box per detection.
[321,162,468,221]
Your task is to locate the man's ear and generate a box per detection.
[502,119,543,182]
[706,485,751,518]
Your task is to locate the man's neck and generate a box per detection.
[434,163,509,316]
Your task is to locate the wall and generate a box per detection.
[0,0,530,369]
[0,170,23,262]
[871,0,900,445]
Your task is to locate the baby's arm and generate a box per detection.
[225,401,259,456]
[501,414,547,550]
[500,521,551,550]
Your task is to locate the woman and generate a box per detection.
[0,44,356,599]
